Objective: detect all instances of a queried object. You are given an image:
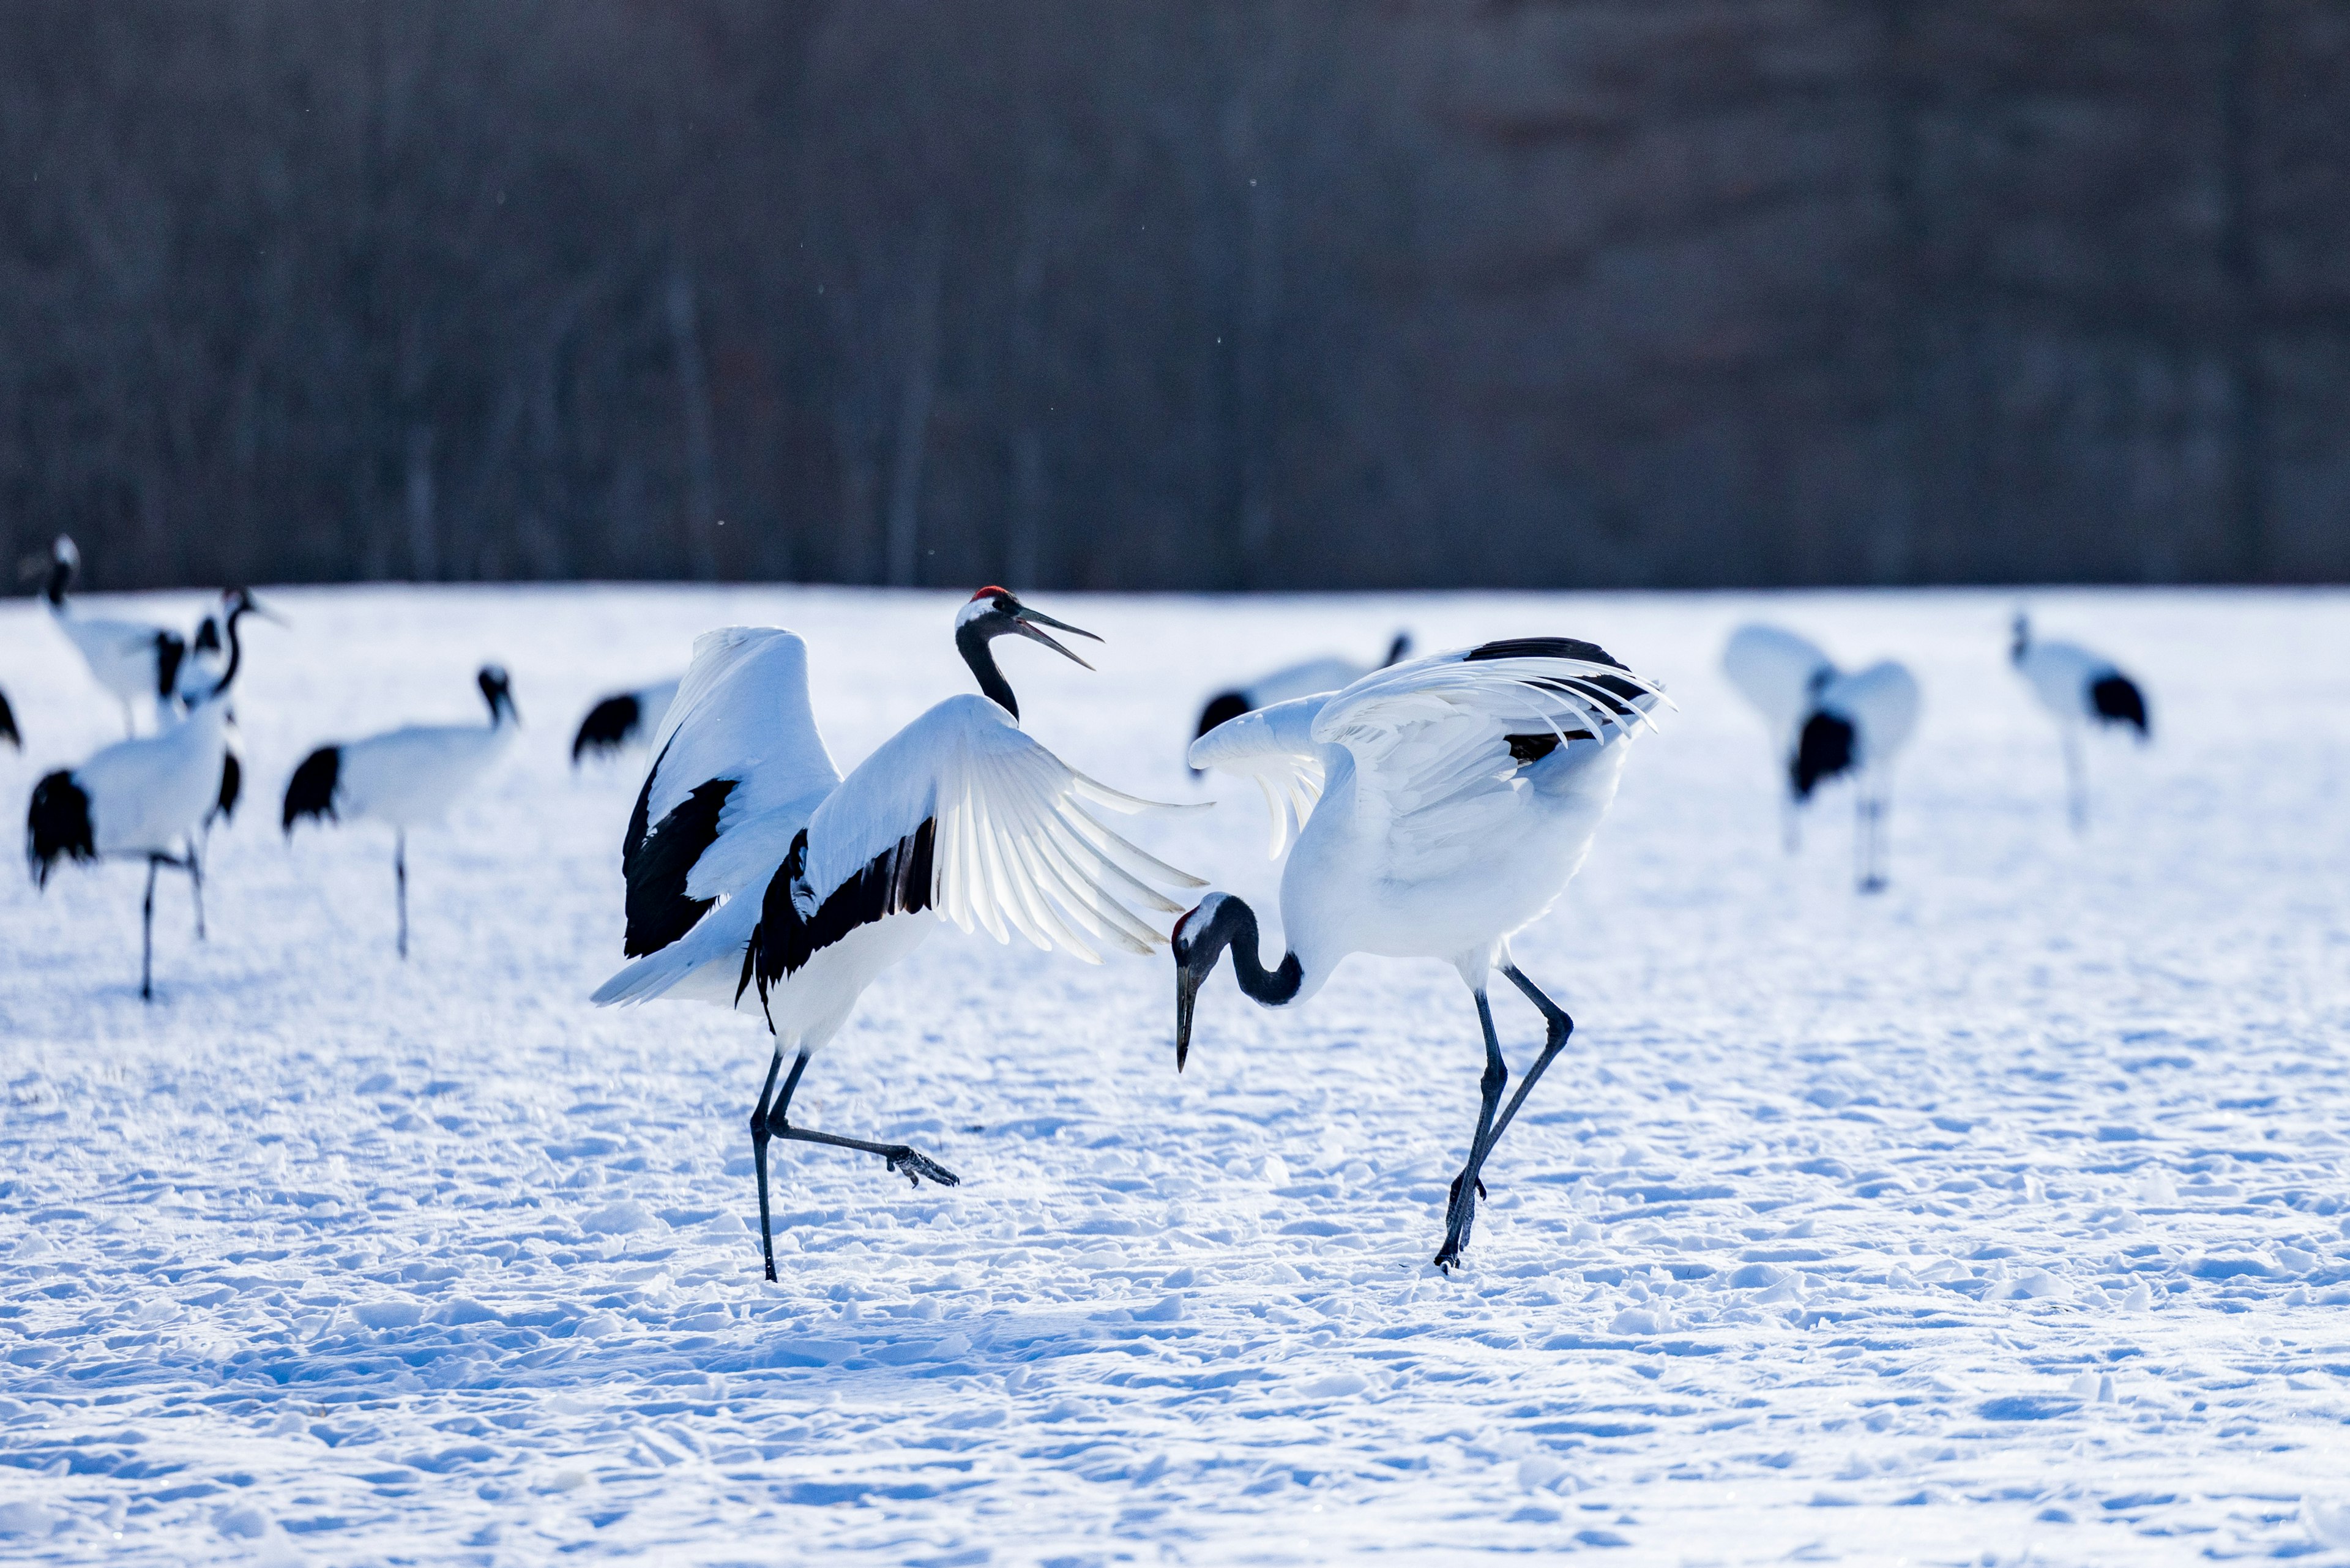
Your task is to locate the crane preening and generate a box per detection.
[592,589,1205,1280]
[1174,637,1666,1274]
[281,666,521,958]
[1722,624,1920,890]
[2011,613,2149,832]
[25,591,277,999]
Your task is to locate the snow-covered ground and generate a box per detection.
[2,583,2348,1566]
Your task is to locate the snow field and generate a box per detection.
[2,584,2348,1564]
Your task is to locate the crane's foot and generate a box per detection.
[1434,1177,1483,1274]
[883,1147,961,1188]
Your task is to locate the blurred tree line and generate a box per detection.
[2,1,2343,592]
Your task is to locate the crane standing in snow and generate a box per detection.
[281,666,521,958]
[26,590,275,999]
[1176,637,1665,1273]
[176,608,246,927]
[593,589,1204,1280]
[1721,623,1836,851]
[32,536,189,736]
[2011,613,2149,832]
[1191,633,1411,773]
[571,677,682,766]
[1789,660,1922,892]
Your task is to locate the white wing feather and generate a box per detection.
[806,693,1204,963]
[1187,695,1331,857]
[637,628,841,902]
[1723,624,1834,737]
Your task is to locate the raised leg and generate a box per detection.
[1436,990,1510,1274]
[749,1046,789,1282]
[394,830,408,960]
[141,856,160,1002]
[761,1047,960,1233]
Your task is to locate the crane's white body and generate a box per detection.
[41,537,183,734]
[592,627,1199,1056]
[2015,637,2114,724]
[73,701,231,857]
[334,722,518,829]
[1813,660,1921,777]
[1192,647,1663,995]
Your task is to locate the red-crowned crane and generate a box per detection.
[26,591,276,999]
[281,666,520,958]
[1789,660,1922,893]
[1175,637,1666,1273]
[2011,613,2149,832]
[33,536,188,736]
[1191,632,1411,773]
[592,589,1204,1280]
[571,677,682,766]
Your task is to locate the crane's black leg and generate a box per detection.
[187,834,207,939]
[394,830,408,960]
[749,1045,787,1281]
[1436,989,1509,1274]
[765,1047,961,1195]
[141,856,160,1002]
[1487,963,1576,1151]
[2062,729,2087,835]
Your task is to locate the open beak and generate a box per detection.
[1175,963,1200,1073]
[1009,605,1100,671]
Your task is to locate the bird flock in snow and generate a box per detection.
[9,544,2158,1272]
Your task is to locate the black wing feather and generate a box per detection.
[1791,711,1856,799]
[282,746,341,833]
[573,693,644,764]
[0,689,18,750]
[27,771,95,886]
[622,774,735,958]
[744,819,937,1005]
[2090,674,2149,737]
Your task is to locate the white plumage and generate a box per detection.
[1792,659,1922,892]
[39,536,186,736]
[2011,613,2149,832]
[1190,632,1411,771]
[26,591,271,999]
[593,590,1204,1280]
[1179,635,1665,1272]
[282,666,520,957]
[1721,622,1837,850]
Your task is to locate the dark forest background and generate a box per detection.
[2,1,2344,592]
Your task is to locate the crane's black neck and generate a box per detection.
[43,558,70,607]
[1185,894,1304,1007]
[955,619,1021,720]
[193,604,250,707]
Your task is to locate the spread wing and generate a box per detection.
[750,693,1206,990]
[621,628,840,958]
[1722,624,1834,737]
[1187,694,1331,857]
[1308,637,1667,872]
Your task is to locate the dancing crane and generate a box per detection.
[26,591,274,999]
[2011,613,2149,832]
[592,588,1204,1279]
[281,666,520,958]
[1191,632,1411,772]
[1176,637,1665,1273]
[34,536,187,736]
[1789,660,1922,892]
[571,677,682,766]
[1721,622,1836,850]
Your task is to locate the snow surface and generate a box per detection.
[2,583,2348,1566]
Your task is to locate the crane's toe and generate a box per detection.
[886,1147,961,1188]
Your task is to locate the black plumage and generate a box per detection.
[572,693,644,764]
[215,752,242,821]
[1464,637,1644,713]
[27,771,96,887]
[1791,710,1857,800]
[2090,674,2149,737]
[154,632,187,701]
[744,819,937,1001]
[0,687,18,750]
[622,773,735,958]
[1193,690,1250,743]
[281,745,342,832]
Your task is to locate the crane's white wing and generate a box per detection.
[1310,638,1666,870]
[1822,660,1922,766]
[1722,624,1834,736]
[782,693,1205,969]
[622,628,841,957]
[1187,694,1331,857]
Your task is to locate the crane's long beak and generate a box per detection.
[248,599,291,627]
[1174,963,1200,1073]
[1009,604,1100,670]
